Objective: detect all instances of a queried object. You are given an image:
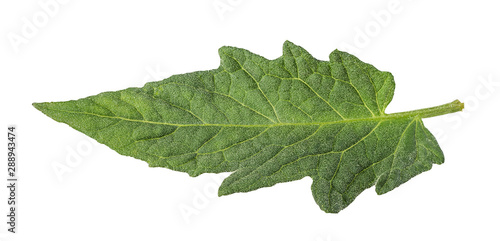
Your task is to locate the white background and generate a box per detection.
[1,0,499,240]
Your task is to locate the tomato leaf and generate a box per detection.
[33,41,463,213]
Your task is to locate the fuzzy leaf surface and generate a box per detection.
[34,41,452,213]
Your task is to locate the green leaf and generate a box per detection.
[33,41,463,213]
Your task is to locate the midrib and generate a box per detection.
[44,99,463,128]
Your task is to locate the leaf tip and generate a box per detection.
[32,102,48,112]
[283,40,307,52]
[217,187,229,197]
[329,49,344,62]
[218,180,236,197]
[283,40,294,46]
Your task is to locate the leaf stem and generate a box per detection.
[387,99,464,119]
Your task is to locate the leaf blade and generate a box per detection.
[34,41,459,213]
